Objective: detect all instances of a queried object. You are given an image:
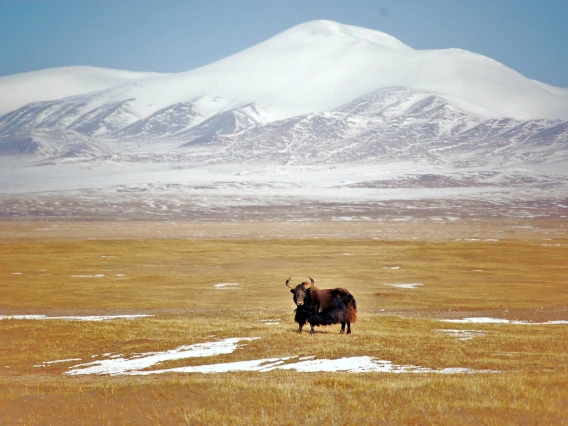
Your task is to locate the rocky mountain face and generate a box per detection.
[1,86,565,166]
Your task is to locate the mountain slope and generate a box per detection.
[172,87,567,166]
[0,66,160,117]
[178,103,273,146]
[1,85,566,167]
[0,94,245,140]
[115,95,247,139]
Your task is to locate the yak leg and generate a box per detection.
[340,322,346,334]
[310,323,315,335]
[346,321,351,334]
[297,322,305,333]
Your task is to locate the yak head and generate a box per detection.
[286,276,314,307]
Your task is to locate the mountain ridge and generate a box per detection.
[0,66,161,116]
[1,86,565,169]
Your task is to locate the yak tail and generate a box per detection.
[346,293,357,323]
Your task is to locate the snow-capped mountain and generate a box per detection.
[114,95,248,139]
[167,87,566,166]
[0,92,246,140]
[0,66,160,117]
[0,20,567,168]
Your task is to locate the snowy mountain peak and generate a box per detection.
[271,20,412,51]
[2,20,568,122]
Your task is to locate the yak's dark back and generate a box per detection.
[299,288,357,326]
[329,288,357,312]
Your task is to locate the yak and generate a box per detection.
[286,276,357,334]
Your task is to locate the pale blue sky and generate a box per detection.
[1,0,567,87]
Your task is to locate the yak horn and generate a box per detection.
[305,276,314,289]
[285,277,293,288]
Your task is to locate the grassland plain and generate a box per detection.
[0,220,567,425]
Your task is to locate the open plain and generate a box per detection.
[0,219,567,425]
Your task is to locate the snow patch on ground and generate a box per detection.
[0,314,153,322]
[213,283,241,289]
[34,358,82,368]
[71,274,105,278]
[65,338,259,376]
[435,329,486,340]
[384,283,423,289]
[441,317,568,325]
[107,356,498,376]
[46,337,498,376]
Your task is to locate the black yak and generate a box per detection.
[286,276,357,334]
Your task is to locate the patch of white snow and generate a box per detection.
[0,314,153,322]
[441,317,568,325]
[384,283,423,289]
[213,283,241,289]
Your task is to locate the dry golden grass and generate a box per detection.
[1,220,567,425]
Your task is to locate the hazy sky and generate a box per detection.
[1,0,567,87]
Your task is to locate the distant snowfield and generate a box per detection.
[50,337,497,376]
[1,160,568,221]
[1,159,567,222]
[2,160,567,197]
[0,161,447,196]
[0,163,482,200]
[0,314,153,322]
